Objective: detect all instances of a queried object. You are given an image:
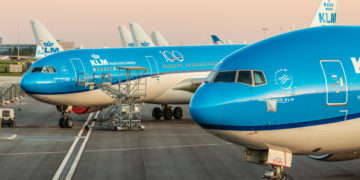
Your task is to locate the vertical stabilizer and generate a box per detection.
[35,45,45,59]
[211,35,223,45]
[30,20,64,56]
[151,31,169,46]
[129,23,155,47]
[118,25,135,47]
[310,0,339,27]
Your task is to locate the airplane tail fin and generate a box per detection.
[118,25,135,47]
[151,31,169,46]
[211,35,223,45]
[309,0,339,27]
[35,45,45,59]
[129,22,155,47]
[30,20,63,56]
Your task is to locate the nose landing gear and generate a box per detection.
[263,165,286,180]
[57,105,73,128]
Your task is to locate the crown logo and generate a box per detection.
[43,41,54,47]
[324,0,334,11]
[128,43,135,47]
[140,41,150,46]
[91,54,100,59]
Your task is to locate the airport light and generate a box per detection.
[261,28,268,39]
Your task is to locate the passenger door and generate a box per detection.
[70,58,85,82]
[146,56,159,78]
[320,60,348,106]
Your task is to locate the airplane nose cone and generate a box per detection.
[190,84,224,127]
[20,73,36,94]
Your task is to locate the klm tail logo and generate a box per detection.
[319,0,336,24]
[319,13,336,24]
[43,41,59,54]
[140,41,150,47]
[324,0,334,11]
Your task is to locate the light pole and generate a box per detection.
[262,28,268,39]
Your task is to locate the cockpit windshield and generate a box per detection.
[213,71,236,83]
[31,66,57,73]
[211,70,266,86]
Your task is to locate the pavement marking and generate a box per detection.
[0,134,17,140]
[66,120,96,179]
[52,113,94,180]
[85,143,233,153]
[0,151,67,156]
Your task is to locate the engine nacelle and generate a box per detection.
[309,152,360,161]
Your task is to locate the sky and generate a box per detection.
[1,0,360,48]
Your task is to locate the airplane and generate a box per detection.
[189,25,360,179]
[151,31,170,46]
[310,0,339,27]
[211,35,233,45]
[20,44,246,128]
[30,20,64,56]
[118,25,135,47]
[129,22,155,47]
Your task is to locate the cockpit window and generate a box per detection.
[31,67,43,73]
[213,71,236,83]
[237,71,252,85]
[205,70,217,82]
[254,71,266,86]
[31,66,57,73]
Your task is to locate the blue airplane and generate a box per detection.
[190,25,360,179]
[20,44,246,128]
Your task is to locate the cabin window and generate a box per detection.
[93,67,96,72]
[254,71,266,86]
[213,71,236,83]
[237,71,252,85]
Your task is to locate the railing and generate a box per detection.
[0,83,25,106]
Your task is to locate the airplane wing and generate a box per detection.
[172,77,206,93]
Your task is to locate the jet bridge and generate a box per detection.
[77,67,147,131]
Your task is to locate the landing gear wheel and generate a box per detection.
[162,108,173,120]
[64,117,74,128]
[59,117,66,128]
[152,107,162,120]
[173,107,183,120]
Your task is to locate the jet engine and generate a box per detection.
[309,152,360,161]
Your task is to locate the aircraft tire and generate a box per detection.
[173,107,183,120]
[59,117,66,128]
[64,117,74,128]
[163,108,172,120]
[152,107,162,120]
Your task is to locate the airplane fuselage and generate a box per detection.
[190,26,360,155]
[21,45,245,108]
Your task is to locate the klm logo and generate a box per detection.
[90,54,109,66]
[128,43,135,47]
[140,41,150,47]
[319,13,336,24]
[43,41,59,54]
[324,0,334,11]
[351,57,360,73]
[90,59,109,66]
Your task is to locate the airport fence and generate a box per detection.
[0,83,25,106]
